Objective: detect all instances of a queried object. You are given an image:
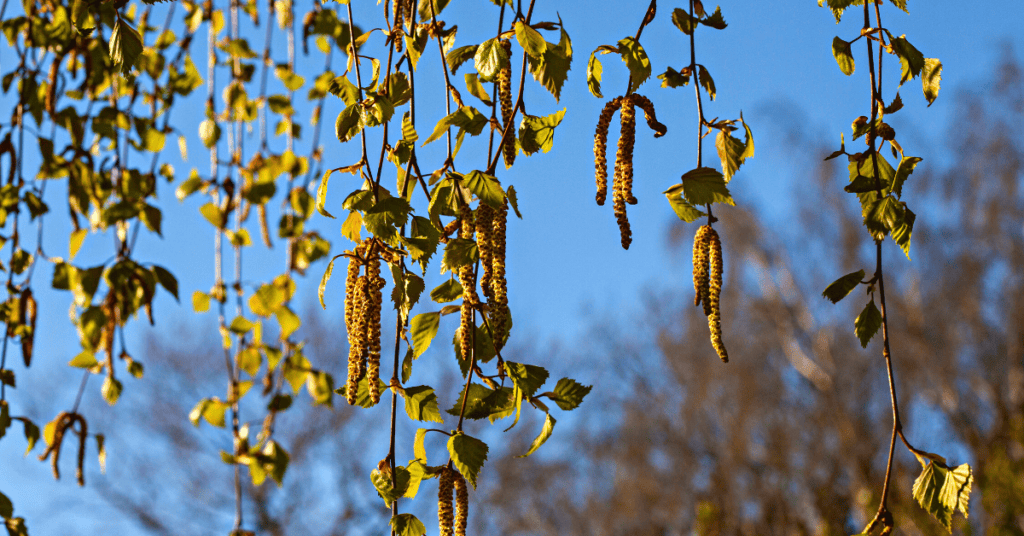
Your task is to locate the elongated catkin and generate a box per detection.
[453,470,469,536]
[613,97,637,249]
[438,467,455,536]
[490,200,510,348]
[476,204,495,301]
[499,39,516,169]
[693,225,711,310]
[457,203,478,362]
[365,252,385,404]
[707,228,728,363]
[594,96,623,206]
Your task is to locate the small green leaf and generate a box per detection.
[68,350,99,369]
[586,50,604,98]
[410,312,441,358]
[518,109,566,156]
[447,432,488,489]
[503,361,548,398]
[199,120,221,148]
[275,306,301,339]
[442,238,479,274]
[855,300,882,348]
[831,36,855,76]
[515,21,547,59]
[658,66,691,88]
[0,489,12,519]
[342,211,363,243]
[193,291,211,313]
[617,37,651,94]
[890,156,922,199]
[549,378,591,411]
[922,58,942,106]
[912,461,973,533]
[445,45,479,75]
[462,170,505,209]
[316,170,336,218]
[698,65,716,101]
[335,104,363,143]
[463,73,492,106]
[822,270,865,304]
[371,467,411,507]
[20,418,40,455]
[413,428,429,463]
[517,412,555,458]
[109,18,144,75]
[403,386,444,423]
[430,278,463,303]
[229,315,254,335]
[390,513,427,536]
[891,206,915,259]
[891,35,925,84]
[676,167,734,207]
[474,38,508,82]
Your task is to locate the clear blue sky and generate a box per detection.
[1,0,1021,533]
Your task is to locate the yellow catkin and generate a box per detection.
[458,204,478,363]
[453,470,469,536]
[439,217,461,244]
[438,467,455,536]
[613,97,637,249]
[393,0,404,51]
[707,228,728,363]
[594,96,623,206]
[366,251,385,404]
[499,40,516,169]
[476,204,495,301]
[630,94,667,138]
[692,225,711,310]
[490,200,510,348]
[344,246,365,405]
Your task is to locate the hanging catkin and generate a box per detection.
[457,203,478,362]
[593,96,623,206]
[438,467,455,536]
[453,470,469,536]
[393,0,404,50]
[499,39,516,169]
[630,94,667,138]
[490,200,510,348]
[365,250,386,404]
[613,97,637,249]
[476,204,495,301]
[692,225,711,310]
[707,228,728,363]
[344,243,367,405]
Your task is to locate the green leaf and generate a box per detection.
[372,466,411,507]
[700,6,728,29]
[306,370,334,407]
[698,65,716,101]
[430,278,463,303]
[390,513,427,536]
[463,73,492,106]
[518,109,566,156]
[891,207,915,259]
[152,265,179,301]
[514,21,547,59]
[831,36,855,76]
[671,8,698,35]
[410,312,441,358]
[503,361,548,398]
[342,211,362,243]
[0,490,11,519]
[526,26,572,101]
[855,300,882,348]
[822,270,865,304]
[68,350,99,369]
[617,37,651,94]
[446,383,514,420]
[199,120,221,148]
[445,45,479,75]
[335,104,363,143]
[865,195,901,240]
[891,156,922,199]
[364,197,412,247]
[275,306,301,339]
[586,49,605,98]
[462,171,505,209]
[922,58,942,106]
[328,75,360,106]
[549,378,592,411]
[677,167,734,207]
[193,291,211,313]
[422,107,488,146]
[658,66,691,88]
[447,432,488,489]
[413,428,429,463]
[316,170,336,218]
[109,19,143,75]
[473,38,508,82]
[229,315,254,335]
[442,238,479,274]
[890,36,925,84]
[199,203,224,229]
[517,412,555,458]
[336,375,388,408]
[20,418,39,455]
[912,461,973,533]
[403,386,444,423]
[506,185,523,219]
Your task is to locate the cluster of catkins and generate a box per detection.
[391,0,414,49]
[344,238,388,405]
[594,93,666,249]
[438,466,469,536]
[457,194,511,357]
[693,225,727,362]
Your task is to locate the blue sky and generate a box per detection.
[1,0,1022,533]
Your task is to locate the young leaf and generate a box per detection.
[526,29,572,101]
[831,36,855,76]
[822,269,865,304]
[549,378,592,411]
[109,19,144,75]
[678,167,734,207]
[912,461,973,533]
[518,109,566,156]
[890,36,925,84]
[664,191,706,223]
[698,65,716,101]
[389,513,427,536]
[447,432,488,489]
[403,386,444,423]
[517,412,555,458]
[410,312,441,358]
[922,58,942,106]
[102,377,123,406]
[474,38,509,82]
[855,300,882,348]
[617,37,651,94]
[891,207,915,260]
[890,156,922,199]
[430,278,463,303]
[316,170,336,218]
[514,21,546,59]
[503,361,548,398]
[462,170,505,209]
[463,73,492,106]
[586,50,604,98]
[335,104,362,143]
[446,45,479,75]
[658,66,691,88]
[700,6,727,29]
[441,238,479,274]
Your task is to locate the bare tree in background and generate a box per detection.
[477,50,1024,536]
